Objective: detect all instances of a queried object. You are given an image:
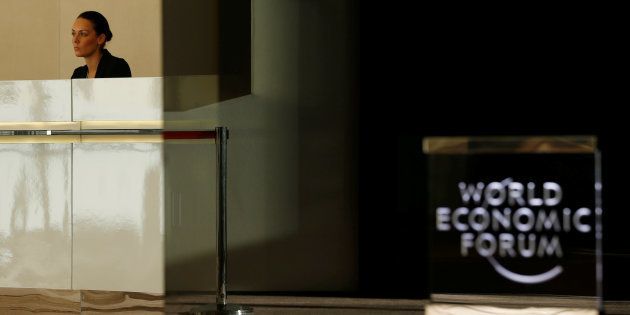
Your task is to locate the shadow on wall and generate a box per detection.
[163,0,359,294]
[162,0,250,113]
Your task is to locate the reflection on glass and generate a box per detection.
[0,144,72,289]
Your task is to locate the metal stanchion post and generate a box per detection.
[189,127,253,315]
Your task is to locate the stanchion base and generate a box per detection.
[187,304,254,315]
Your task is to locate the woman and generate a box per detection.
[71,11,131,79]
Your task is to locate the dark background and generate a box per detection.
[358,4,628,300]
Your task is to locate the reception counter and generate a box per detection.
[0,78,175,294]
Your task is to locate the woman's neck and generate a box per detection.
[84,49,103,78]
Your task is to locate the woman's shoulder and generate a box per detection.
[100,50,132,78]
[111,55,131,70]
[109,56,132,77]
[106,52,128,65]
[71,65,88,79]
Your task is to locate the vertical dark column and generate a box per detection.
[218,0,251,101]
[163,0,219,77]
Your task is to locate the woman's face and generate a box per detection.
[72,18,105,58]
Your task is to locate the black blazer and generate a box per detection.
[71,49,131,79]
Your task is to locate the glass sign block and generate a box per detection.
[424,136,602,313]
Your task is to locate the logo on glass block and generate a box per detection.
[435,178,593,284]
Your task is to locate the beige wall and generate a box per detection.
[0,0,161,80]
[0,0,61,81]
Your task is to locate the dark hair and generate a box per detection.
[77,11,113,48]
